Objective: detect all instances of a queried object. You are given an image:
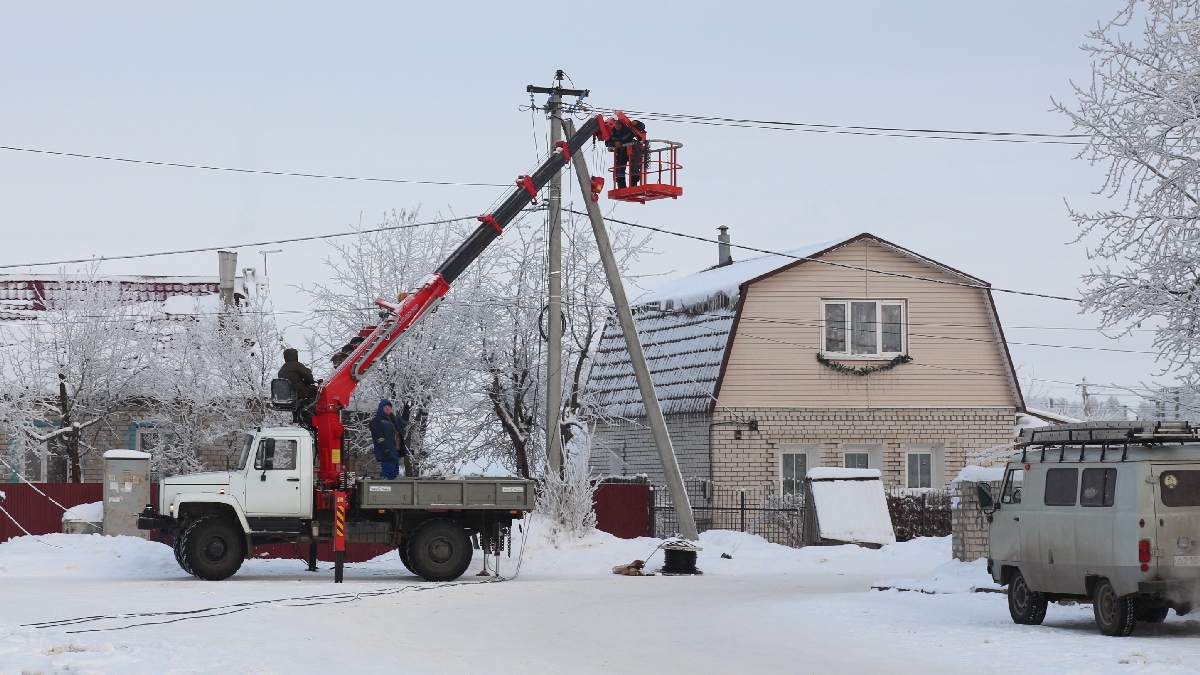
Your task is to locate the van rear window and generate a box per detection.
[1044,468,1078,506]
[1160,471,1200,507]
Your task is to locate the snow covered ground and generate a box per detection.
[2,521,1200,674]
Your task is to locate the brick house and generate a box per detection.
[585,232,1024,495]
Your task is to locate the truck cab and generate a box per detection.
[985,421,1200,636]
[158,427,315,530]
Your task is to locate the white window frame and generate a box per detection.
[904,444,945,489]
[841,444,883,470]
[820,299,907,360]
[779,444,819,495]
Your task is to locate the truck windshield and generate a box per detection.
[1160,471,1200,507]
[234,434,254,471]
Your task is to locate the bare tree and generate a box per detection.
[1057,0,1200,390]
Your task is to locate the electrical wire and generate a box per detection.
[0,214,484,271]
[588,107,1088,146]
[0,144,509,187]
[568,209,1080,302]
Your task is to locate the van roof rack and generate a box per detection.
[1018,421,1196,448]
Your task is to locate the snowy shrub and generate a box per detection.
[886,489,951,541]
[535,458,598,543]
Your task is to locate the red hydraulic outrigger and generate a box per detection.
[308,113,625,570]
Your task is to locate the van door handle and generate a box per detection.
[287,478,300,482]
[1013,517,1019,521]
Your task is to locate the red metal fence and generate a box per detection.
[0,483,103,543]
[592,482,652,539]
[0,483,393,563]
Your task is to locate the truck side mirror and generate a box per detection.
[977,483,995,512]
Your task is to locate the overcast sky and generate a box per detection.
[1,1,1163,408]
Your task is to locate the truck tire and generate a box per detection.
[1093,578,1136,636]
[406,519,472,582]
[172,531,193,575]
[397,537,413,573]
[181,516,245,581]
[1007,569,1048,625]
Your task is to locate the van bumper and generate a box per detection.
[1138,579,1200,597]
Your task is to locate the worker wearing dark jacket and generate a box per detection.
[278,348,318,401]
[369,399,409,480]
[606,119,646,189]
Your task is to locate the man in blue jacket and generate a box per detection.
[368,399,406,480]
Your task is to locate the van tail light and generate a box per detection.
[1139,539,1152,568]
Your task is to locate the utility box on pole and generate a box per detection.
[103,449,151,539]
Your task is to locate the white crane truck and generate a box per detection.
[138,113,623,582]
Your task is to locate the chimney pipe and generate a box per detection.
[717,226,732,267]
[218,250,237,308]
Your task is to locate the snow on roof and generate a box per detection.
[103,449,151,460]
[0,275,219,321]
[807,467,882,481]
[633,241,839,311]
[587,239,841,418]
[62,501,103,523]
[1023,407,1083,425]
[162,294,222,316]
[951,465,1006,485]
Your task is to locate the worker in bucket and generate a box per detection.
[607,118,646,189]
[370,399,411,479]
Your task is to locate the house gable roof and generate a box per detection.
[586,232,1024,418]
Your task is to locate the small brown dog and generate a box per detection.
[611,560,646,576]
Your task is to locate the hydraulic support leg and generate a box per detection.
[334,491,347,583]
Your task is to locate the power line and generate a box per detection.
[0,214,483,270]
[589,107,1088,145]
[571,209,1081,303]
[0,144,510,188]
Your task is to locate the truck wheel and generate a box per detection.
[172,531,193,575]
[1007,570,1048,625]
[1093,578,1136,636]
[407,519,472,582]
[397,537,413,573]
[181,516,244,581]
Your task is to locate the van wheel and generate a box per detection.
[181,516,245,581]
[1135,604,1169,624]
[1007,570,1048,625]
[406,519,472,582]
[1093,578,1136,636]
[397,537,413,573]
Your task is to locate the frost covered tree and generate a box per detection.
[302,210,498,474]
[1058,0,1200,391]
[140,285,284,478]
[0,269,153,482]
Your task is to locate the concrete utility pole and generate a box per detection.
[527,71,587,476]
[560,117,700,541]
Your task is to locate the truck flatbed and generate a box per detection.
[356,477,535,510]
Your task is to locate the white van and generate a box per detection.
[982,421,1200,636]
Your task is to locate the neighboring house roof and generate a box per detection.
[0,275,220,321]
[588,242,836,418]
[585,232,1024,418]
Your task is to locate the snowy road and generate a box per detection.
[3,526,1200,674]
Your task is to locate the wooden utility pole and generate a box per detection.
[559,117,700,541]
[527,72,587,475]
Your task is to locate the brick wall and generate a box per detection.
[589,413,712,482]
[952,479,1002,562]
[708,407,1016,492]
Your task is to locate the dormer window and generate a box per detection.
[821,300,906,358]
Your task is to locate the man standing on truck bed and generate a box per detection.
[370,399,412,479]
